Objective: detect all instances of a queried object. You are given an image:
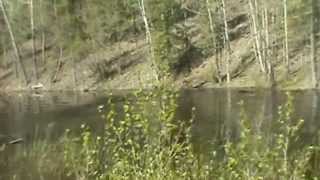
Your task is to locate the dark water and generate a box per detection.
[179,89,320,153]
[0,89,320,178]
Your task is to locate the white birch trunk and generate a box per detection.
[283,0,289,74]
[221,0,231,84]
[138,0,159,82]
[264,8,273,83]
[40,0,46,64]
[311,0,318,88]
[206,0,221,83]
[30,0,38,81]
[71,52,77,89]
[311,33,317,88]
[249,0,265,73]
[0,0,28,84]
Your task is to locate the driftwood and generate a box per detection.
[0,134,24,145]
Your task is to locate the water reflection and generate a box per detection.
[177,89,320,153]
[0,89,320,178]
[1,89,320,144]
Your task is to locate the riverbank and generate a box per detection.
[0,36,313,92]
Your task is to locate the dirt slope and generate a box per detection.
[0,0,312,91]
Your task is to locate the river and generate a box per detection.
[0,89,319,178]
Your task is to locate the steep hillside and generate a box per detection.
[0,0,317,90]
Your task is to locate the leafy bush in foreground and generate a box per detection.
[4,90,319,180]
[62,91,319,180]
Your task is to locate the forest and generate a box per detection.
[0,0,319,90]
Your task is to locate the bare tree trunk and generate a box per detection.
[52,47,63,83]
[261,8,266,70]
[249,0,265,73]
[41,31,46,64]
[283,0,289,75]
[263,8,274,85]
[215,44,223,84]
[138,0,151,44]
[40,0,46,65]
[311,0,319,88]
[270,9,278,86]
[311,31,317,89]
[221,0,231,84]
[0,0,28,84]
[264,9,270,69]
[206,0,222,83]
[71,52,77,89]
[30,0,38,82]
[138,0,159,82]
[1,37,8,68]
[53,0,57,18]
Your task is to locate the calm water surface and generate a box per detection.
[0,89,319,178]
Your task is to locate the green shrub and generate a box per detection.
[4,91,320,179]
[63,88,200,179]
